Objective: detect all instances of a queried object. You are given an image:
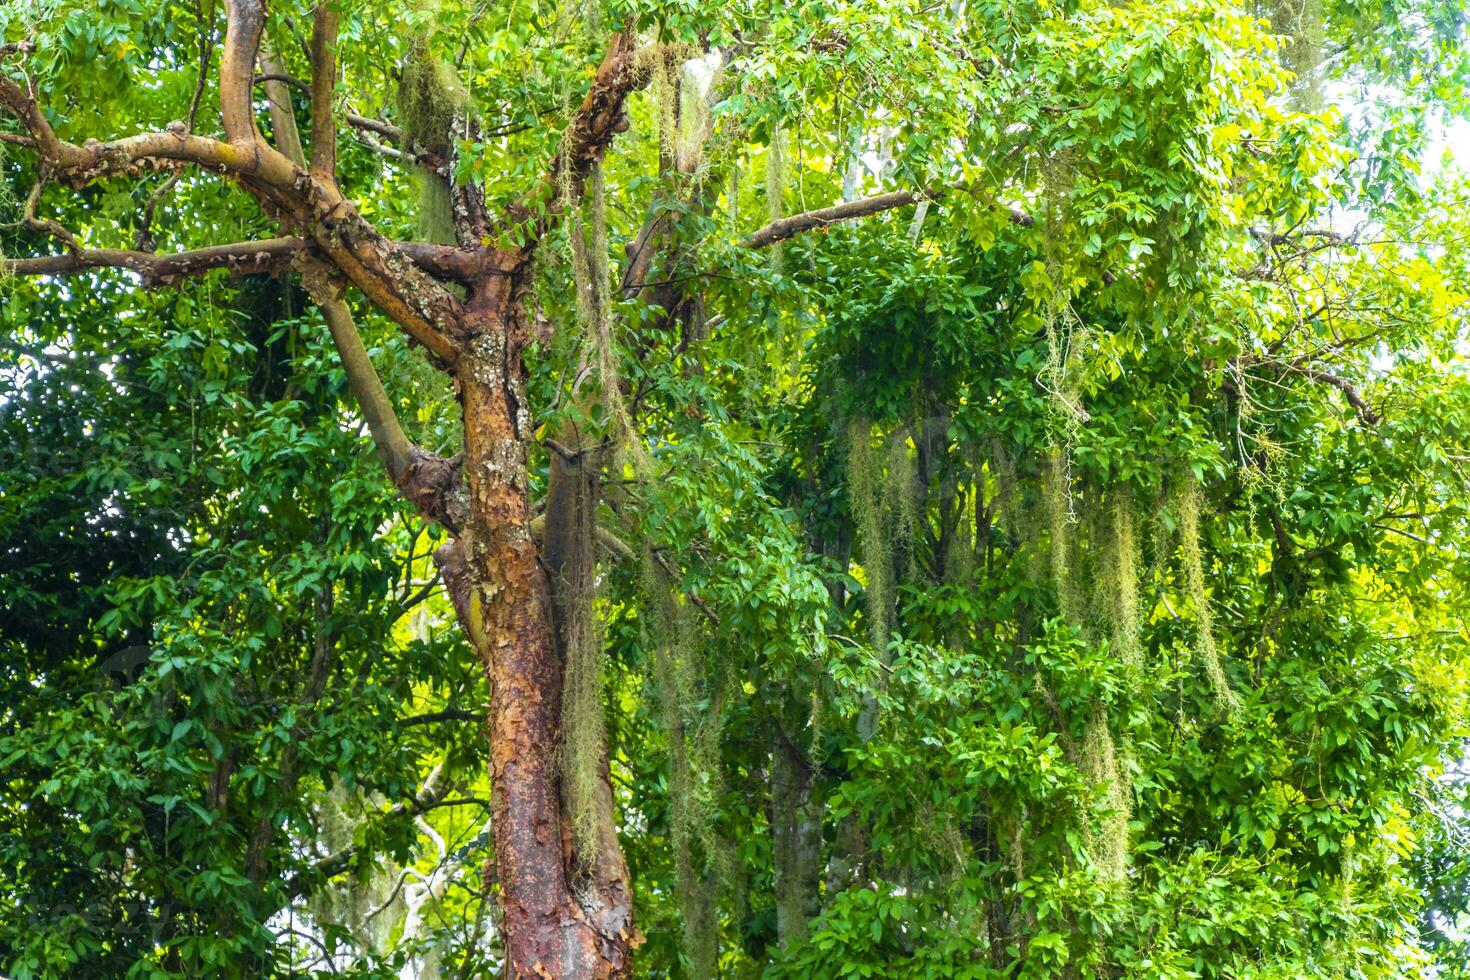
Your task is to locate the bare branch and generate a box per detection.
[220,0,269,144]
[346,113,402,143]
[297,261,417,479]
[260,45,306,167]
[247,61,434,488]
[3,236,476,286]
[1288,365,1380,424]
[0,72,298,187]
[742,190,928,249]
[9,169,79,253]
[135,174,182,251]
[308,3,339,182]
[1,238,303,281]
[741,187,1035,249]
[1249,226,1350,247]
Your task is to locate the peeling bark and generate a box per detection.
[448,297,633,977]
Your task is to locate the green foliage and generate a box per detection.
[5,0,1470,975]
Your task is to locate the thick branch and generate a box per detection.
[1,237,473,285]
[308,4,339,182]
[221,0,268,144]
[508,31,653,245]
[0,72,298,187]
[0,238,303,281]
[558,33,644,195]
[393,242,484,282]
[6,24,467,362]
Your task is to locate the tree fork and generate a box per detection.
[263,19,637,972]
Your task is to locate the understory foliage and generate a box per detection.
[4,0,1470,976]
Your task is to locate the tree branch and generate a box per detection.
[0,238,304,281]
[299,262,419,478]
[259,43,419,485]
[0,72,298,188]
[740,187,1035,250]
[220,0,269,145]
[254,72,404,146]
[308,3,339,182]
[3,10,467,363]
[507,31,654,245]
[1289,365,1380,424]
[260,45,306,169]
[742,190,929,249]
[1,237,475,286]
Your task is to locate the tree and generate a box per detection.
[1,0,653,973]
[3,0,1470,976]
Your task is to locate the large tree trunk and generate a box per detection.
[443,292,633,978]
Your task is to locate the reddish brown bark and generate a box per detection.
[451,284,633,977]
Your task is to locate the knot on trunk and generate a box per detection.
[394,448,470,533]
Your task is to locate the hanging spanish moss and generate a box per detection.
[1273,0,1325,110]
[307,783,403,956]
[398,35,469,245]
[1080,706,1130,882]
[771,730,819,948]
[1176,476,1240,711]
[642,551,720,977]
[1028,463,1142,887]
[1106,487,1143,672]
[553,157,641,859]
[1043,451,1082,621]
[991,444,1043,582]
[766,125,786,273]
[675,56,716,175]
[649,46,681,166]
[887,425,921,586]
[847,417,891,652]
[569,161,641,463]
[846,419,921,652]
[944,465,977,589]
[557,460,606,857]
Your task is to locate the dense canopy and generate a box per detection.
[3,0,1470,976]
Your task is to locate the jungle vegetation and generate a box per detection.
[2,0,1470,976]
